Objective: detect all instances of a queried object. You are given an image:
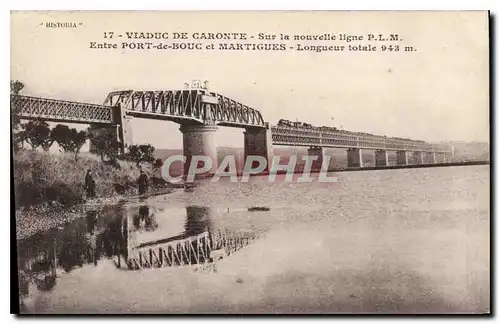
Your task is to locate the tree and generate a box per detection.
[87,125,120,162]
[10,80,24,129]
[51,125,74,152]
[51,124,88,160]
[13,124,26,151]
[10,80,24,95]
[126,144,155,167]
[153,158,164,170]
[22,121,53,151]
[14,129,26,150]
[70,129,88,161]
[11,80,25,151]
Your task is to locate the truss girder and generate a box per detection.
[211,94,265,127]
[11,95,114,124]
[103,90,266,127]
[271,125,450,153]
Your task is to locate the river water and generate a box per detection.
[16,165,489,314]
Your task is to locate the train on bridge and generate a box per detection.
[276,119,427,145]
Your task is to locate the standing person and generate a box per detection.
[137,170,149,195]
[85,168,96,198]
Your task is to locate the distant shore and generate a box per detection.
[193,160,490,179]
[329,160,490,173]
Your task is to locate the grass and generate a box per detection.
[13,150,145,209]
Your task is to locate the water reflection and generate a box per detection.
[185,206,214,236]
[17,205,129,311]
[128,205,261,270]
[17,202,263,310]
[134,205,216,249]
[132,205,158,232]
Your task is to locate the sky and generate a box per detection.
[11,11,489,151]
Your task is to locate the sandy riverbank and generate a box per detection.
[15,187,177,240]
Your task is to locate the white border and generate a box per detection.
[4,1,496,323]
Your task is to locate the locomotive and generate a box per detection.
[277,119,339,131]
[275,119,426,145]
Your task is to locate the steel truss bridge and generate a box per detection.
[10,92,451,154]
[11,89,266,128]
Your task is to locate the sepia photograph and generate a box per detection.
[10,10,490,314]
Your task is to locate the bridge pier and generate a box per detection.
[375,149,389,167]
[412,151,424,165]
[244,126,273,172]
[180,124,218,179]
[396,150,408,165]
[117,116,134,155]
[422,151,435,164]
[307,147,324,172]
[109,103,134,155]
[347,148,363,168]
[185,206,214,237]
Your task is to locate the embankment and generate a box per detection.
[13,150,173,239]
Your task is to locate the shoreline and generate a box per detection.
[268,160,490,175]
[332,160,490,172]
[15,186,178,241]
[190,160,490,179]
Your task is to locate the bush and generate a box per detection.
[126,144,155,167]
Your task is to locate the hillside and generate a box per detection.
[443,141,490,162]
[13,150,143,208]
